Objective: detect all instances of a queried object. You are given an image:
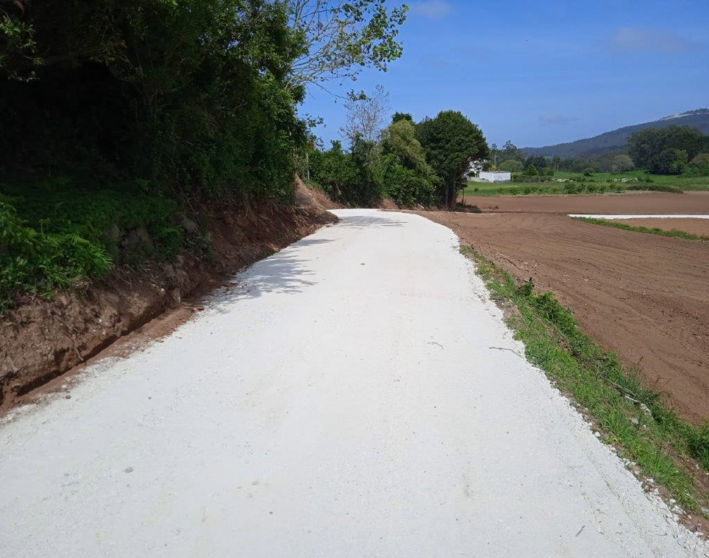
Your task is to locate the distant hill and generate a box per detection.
[522,109,709,158]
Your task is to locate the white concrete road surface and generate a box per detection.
[1,209,707,557]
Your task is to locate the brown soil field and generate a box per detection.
[462,191,709,214]
[606,218,709,237]
[418,211,709,423]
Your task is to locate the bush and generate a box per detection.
[499,159,523,173]
[562,184,580,195]
[382,163,434,207]
[524,164,539,176]
[0,176,183,311]
[649,148,689,175]
[626,184,683,193]
[689,153,709,175]
[611,154,635,173]
[309,139,384,207]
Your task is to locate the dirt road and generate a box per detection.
[1,210,706,557]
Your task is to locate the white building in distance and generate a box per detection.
[478,170,511,183]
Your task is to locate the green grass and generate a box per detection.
[0,174,185,312]
[466,248,709,514]
[578,218,709,242]
[463,170,709,197]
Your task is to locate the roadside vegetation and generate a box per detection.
[576,218,709,242]
[0,0,408,311]
[463,171,709,197]
[470,127,709,197]
[466,249,709,516]
[308,108,489,208]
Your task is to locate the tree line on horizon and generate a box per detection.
[490,126,709,177]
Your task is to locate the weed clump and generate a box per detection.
[0,175,183,311]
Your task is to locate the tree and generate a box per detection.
[500,140,524,163]
[499,159,523,172]
[287,0,407,87]
[649,148,688,175]
[416,111,488,208]
[379,118,436,206]
[524,155,549,170]
[524,164,539,176]
[392,112,413,123]
[0,0,308,199]
[308,137,383,206]
[689,153,709,175]
[340,85,390,144]
[610,154,634,173]
[628,126,706,170]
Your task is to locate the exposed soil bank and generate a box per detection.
[604,218,709,237]
[462,192,709,214]
[0,184,337,411]
[417,211,709,423]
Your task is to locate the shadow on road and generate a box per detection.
[336,214,405,229]
[207,240,336,311]
[206,214,404,312]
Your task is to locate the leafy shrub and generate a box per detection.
[499,159,523,172]
[626,184,683,193]
[562,183,580,195]
[0,176,182,310]
[649,148,688,175]
[688,153,709,175]
[0,202,111,310]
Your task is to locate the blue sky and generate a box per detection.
[300,0,709,148]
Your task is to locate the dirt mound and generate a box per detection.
[294,177,341,210]
[0,196,337,411]
[376,198,399,210]
[461,192,709,215]
[418,211,709,423]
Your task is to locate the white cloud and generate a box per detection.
[409,0,453,20]
[609,27,695,54]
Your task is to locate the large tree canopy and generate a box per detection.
[288,0,407,87]
[379,118,436,206]
[628,125,707,170]
[0,0,407,201]
[416,111,489,207]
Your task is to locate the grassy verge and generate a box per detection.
[463,170,709,197]
[577,218,709,242]
[0,174,187,312]
[465,247,709,515]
